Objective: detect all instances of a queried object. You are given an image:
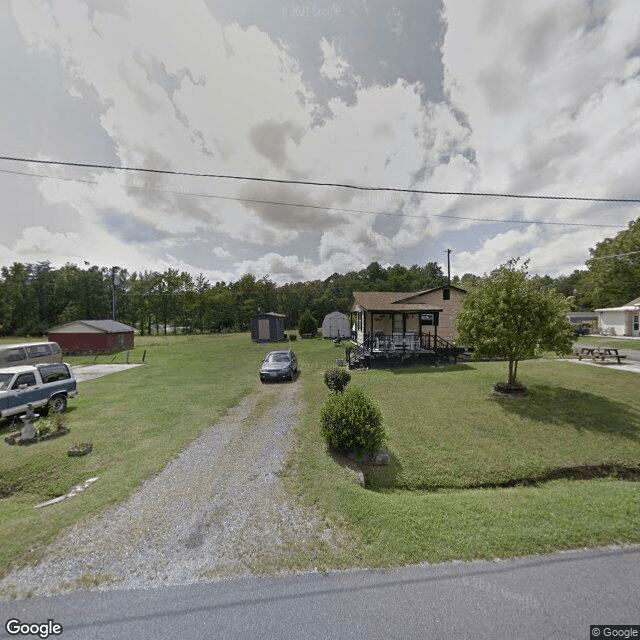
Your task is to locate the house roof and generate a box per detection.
[254,312,286,318]
[565,312,598,321]
[350,290,447,312]
[595,296,640,312]
[49,320,135,333]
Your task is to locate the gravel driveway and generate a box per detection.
[0,382,333,598]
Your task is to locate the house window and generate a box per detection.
[421,313,434,326]
[443,288,450,300]
[634,315,639,332]
[393,314,404,333]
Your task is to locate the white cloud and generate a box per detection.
[319,38,351,85]
[2,0,638,283]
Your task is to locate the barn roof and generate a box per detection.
[49,320,135,333]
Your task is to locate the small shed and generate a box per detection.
[48,320,135,355]
[250,312,286,343]
[322,311,350,339]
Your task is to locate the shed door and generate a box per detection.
[259,318,270,340]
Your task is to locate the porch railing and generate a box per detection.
[369,332,457,352]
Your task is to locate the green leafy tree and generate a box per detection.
[455,259,574,388]
[577,218,640,309]
[298,309,318,335]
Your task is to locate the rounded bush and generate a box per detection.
[323,367,351,393]
[320,387,385,455]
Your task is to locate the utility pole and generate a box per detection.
[446,249,451,286]
[111,266,119,320]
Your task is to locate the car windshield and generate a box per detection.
[0,373,14,391]
[265,353,290,363]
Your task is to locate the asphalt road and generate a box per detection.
[1,546,638,640]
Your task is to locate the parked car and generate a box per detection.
[573,324,591,336]
[259,350,298,382]
[0,341,63,368]
[0,362,78,421]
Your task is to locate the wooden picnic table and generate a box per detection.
[577,347,627,364]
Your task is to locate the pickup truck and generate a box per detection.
[0,363,78,421]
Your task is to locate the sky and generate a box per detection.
[1,0,639,284]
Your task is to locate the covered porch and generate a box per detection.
[347,289,467,368]
[347,309,463,368]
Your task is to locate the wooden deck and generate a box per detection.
[346,333,466,368]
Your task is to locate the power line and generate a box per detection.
[0,166,628,230]
[1,154,640,205]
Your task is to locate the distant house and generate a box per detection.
[347,286,466,367]
[565,312,598,325]
[48,320,135,355]
[250,312,286,343]
[565,311,598,333]
[595,296,640,336]
[321,311,350,339]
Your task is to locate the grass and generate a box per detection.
[283,348,640,570]
[573,335,640,351]
[0,333,638,580]
[0,333,275,578]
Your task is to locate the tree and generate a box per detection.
[455,259,574,388]
[576,218,640,309]
[298,309,318,336]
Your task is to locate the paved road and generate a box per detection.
[1,546,638,640]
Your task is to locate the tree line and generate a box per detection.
[1,217,638,337]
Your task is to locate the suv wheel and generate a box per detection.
[48,395,67,414]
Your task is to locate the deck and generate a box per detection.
[346,333,466,368]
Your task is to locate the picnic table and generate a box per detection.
[577,347,627,364]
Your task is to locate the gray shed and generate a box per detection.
[250,312,286,342]
[322,311,350,339]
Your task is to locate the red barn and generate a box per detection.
[48,320,135,355]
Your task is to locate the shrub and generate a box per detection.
[320,387,385,455]
[298,309,318,336]
[324,367,351,393]
[289,333,297,341]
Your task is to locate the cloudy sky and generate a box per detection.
[1,0,638,284]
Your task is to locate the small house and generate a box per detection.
[48,320,135,355]
[595,296,640,336]
[322,311,350,339]
[250,312,286,343]
[347,286,466,367]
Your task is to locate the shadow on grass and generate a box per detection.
[386,363,476,375]
[493,384,640,441]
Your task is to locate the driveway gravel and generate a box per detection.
[0,382,333,598]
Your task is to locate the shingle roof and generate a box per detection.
[50,320,134,333]
[350,291,443,312]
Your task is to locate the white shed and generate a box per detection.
[322,311,350,339]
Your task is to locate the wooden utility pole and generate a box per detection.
[112,266,119,320]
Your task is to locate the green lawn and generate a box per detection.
[283,348,640,571]
[0,334,638,580]
[0,334,274,577]
[573,335,640,351]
